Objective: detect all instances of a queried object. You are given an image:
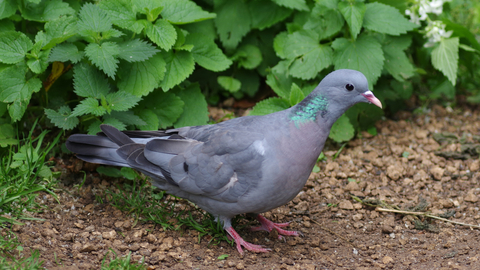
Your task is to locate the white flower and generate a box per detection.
[424,21,453,47]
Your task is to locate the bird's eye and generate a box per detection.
[345,84,354,91]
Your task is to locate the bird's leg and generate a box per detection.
[225,226,271,255]
[250,214,302,239]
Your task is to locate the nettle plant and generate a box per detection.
[0,0,477,142]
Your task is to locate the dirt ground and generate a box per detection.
[7,104,480,269]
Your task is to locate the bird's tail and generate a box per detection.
[65,125,134,167]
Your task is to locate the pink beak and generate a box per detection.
[361,91,382,108]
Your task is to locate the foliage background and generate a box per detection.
[0,0,479,145]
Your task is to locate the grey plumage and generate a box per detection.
[66,69,382,254]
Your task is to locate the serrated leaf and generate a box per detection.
[304,5,344,41]
[338,1,365,40]
[266,60,293,99]
[0,31,33,64]
[0,64,41,103]
[85,42,120,78]
[42,16,77,50]
[27,49,50,74]
[233,44,262,70]
[272,0,309,11]
[73,62,110,98]
[289,83,305,106]
[289,44,333,80]
[249,97,290,115]
[214,0,251,49]
[329,114,354,143]
[136,109,159,130]
[45,106,79,130]
[49,43,83,63]
[250,0,292,30]
[283,30,319,59]
[117,39,159,63]
[172,83,208,128]
[71,97,106,117]
[160,0,216,24]
[383,35,415,81]
[139,90,184,128]
[185,33,232,72]
[217,76,241,92]
[160,50,195,91]
[0,0,16,20]
[102,116,126,131]
[432,37,459,86]
[145,19,177,51]
[273,31,288,59]
[117,54,166,96]
[106,91,141,111]
[316,0,338,10]
[99,0,145,33]
[332,34,384,88]
[363,2,417,36]
[110,110,146,126]
[78,3,112,40]
[21,0,75,22]
[87,120,102,134]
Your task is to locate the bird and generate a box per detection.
[66,69,382,254]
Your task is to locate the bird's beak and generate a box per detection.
[362,91,382,108]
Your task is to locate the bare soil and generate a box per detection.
[7,104,480,269]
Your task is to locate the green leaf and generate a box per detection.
[0,19,15,32]
[97,166,123,178]
[185,33,232,72]
[145,19,177,51]
[139,90,184,128]
[283,30,319,59]
[121,167,137,180]
[0,0,16,20]
[304,5,344,41]
[20,0,75,22]
[73,62,111,98]
[215,0,251,49]
[117,39,159,63]
[87,120,102,135]
[106,91,141,111]
[338,1,366,40]
[289,83,305,106]
[8,100,28,122]
[102,116,126,131]
[332,34,384,88]
[217,76,241,92]
[266,60,293,99]
[235,69,260,97]
[160,50,195,91]
[289,45,333,80]
[249,0,292,30]
[272,0,309,11]
[85,42,120,78]
[160,0,216,24]
[249,97,290,115]
[136,109,159,130]
[383,35,415,81]
[42,16,77,50]
[117,54,166,96]
[390,80,412,100]
[78,3,112,40]
[432,37,459,86]
[0,31,33,64]
[0,64,41,104]
[273,31,288,59]
[443,18,480,52]
[71,97,106,117]
[233,44,262,70]
[172,83,208,128]
[109,110,146,126]
[329,114,354,143]
[99,0,145,33]
[363,2,418,36]
[45,106,79,130]
[49,43,83,63]
[27,50,50,74]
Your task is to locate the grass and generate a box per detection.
[0,123,61,268]
[100,250,146,270]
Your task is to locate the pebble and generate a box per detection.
[339,200,354,210]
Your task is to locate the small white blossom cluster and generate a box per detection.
[405,0,453,47]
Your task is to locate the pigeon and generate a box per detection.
[66,69,382,254]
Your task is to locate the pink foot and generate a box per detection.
[251,214,302,239]
[225,226,271,255]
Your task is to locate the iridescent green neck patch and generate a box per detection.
[290,95,328,127]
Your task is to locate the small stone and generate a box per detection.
[352,213,363,221]
[80,243,97,252]
[236,262,245,270]
[465,193,478,203]
[382,225,394,234]
[74,222,85,229]
[146,234,157,243]
[129,243,140,251]
[325,162,339,172]
[133,229,145,239]
[102,230,116,239]
[386,165,402,180]
[415,130,428,139]
[430,167,444,180]
[382,255,394,264]
[339,200,354,210]
[470,160,480,172]
[84,225,95,232]
[345,181,360,191]
[41,228,55,238]
[61,233,75,242]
